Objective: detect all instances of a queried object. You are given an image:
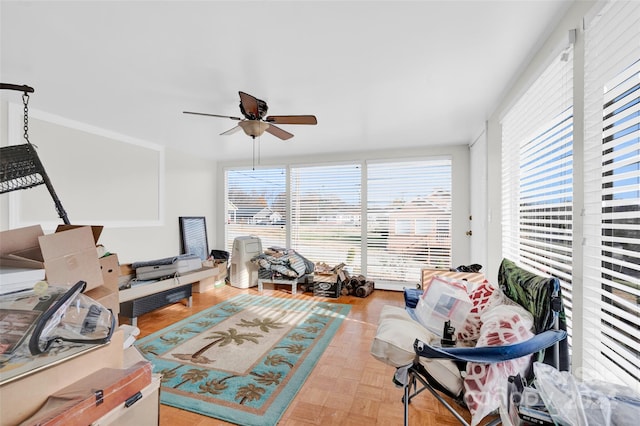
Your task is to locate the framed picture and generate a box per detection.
[179,216,209,261]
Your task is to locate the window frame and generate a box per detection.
[221,154,460,289]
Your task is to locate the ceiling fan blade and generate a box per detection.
[183,111,242,121]
[265,124,294,140]
[265,115,318,125]
[238,91,260,119]
[220,125,242,135]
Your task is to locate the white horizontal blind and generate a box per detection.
[583,0,640,389]
[290,164,361,272]
[367,159,452,284]
[225,168,287,253]
[501,48,574,340]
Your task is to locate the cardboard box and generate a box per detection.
[0,224,45,269]
[314,280,342,298]
[0,329,124,425]
[85,281,120,318]
[99,254,120,290]
[193,261,228,293]
[85,253,120,319]
[314,272,338,284]
[421,268,485,289]
[55,224,104,245]
[314,264,347,285]
[39,226,103,290]
[1,225,108,293]
[87,254,121,316]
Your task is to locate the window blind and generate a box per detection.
[501,46,574,340]
[583,0,640,389]
[225,159,454,285]
[367,159,452,284]
[225,168,287,253]
[290,163,362,271]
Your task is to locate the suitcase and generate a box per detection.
[134,254,202,280]
[19,361,152,426]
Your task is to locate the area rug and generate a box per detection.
[135,294,351,426]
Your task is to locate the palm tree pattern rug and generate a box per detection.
[135,293,351,425]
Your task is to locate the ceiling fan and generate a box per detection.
[183,91,317,140]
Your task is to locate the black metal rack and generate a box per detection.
[1,83,70,224]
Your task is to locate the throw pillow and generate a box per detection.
[457,280,504,342]
[463,304,535,426]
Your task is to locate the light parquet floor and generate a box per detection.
[131,284,495,426]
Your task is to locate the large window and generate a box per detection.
[501,48,575,341]
[290,163,362,272]
[224,158,453,286]
[225,168,286,253]
[502,0,639,391]
[583,0,639,389]
[367,159,452,283]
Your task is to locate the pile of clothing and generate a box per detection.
[251,247,315,281]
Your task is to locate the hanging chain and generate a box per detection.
[22,92,31,144]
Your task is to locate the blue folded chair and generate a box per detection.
[396,259,569,426]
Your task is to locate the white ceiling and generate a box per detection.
[1,1,572,162]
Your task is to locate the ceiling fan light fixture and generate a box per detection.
[239,120,269,138]
[184,91,316,142]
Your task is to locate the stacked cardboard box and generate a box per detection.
[0,224,120,316]
[0,224,129,424]
[313,262,347,298]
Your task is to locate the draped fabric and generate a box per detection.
[498,258,569,371]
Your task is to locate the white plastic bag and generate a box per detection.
[0,280,115,358]
[28,280,114,354]
[534,362,640,426]
[414,275,472,337]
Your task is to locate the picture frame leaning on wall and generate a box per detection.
[179,216,209,261]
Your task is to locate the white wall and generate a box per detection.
[99,147,217,263]
[469,127,488,270]
[0,107,217,264]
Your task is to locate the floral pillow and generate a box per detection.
[457,280,504,342]
[463,303,535,426]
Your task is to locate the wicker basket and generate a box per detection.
[0,144,45,193]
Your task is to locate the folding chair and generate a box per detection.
[371,258,569,426]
